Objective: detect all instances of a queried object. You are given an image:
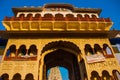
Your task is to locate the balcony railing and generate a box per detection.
[4,16,112,22]
[4,56,37,61]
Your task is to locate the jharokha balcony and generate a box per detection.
[2,15,113,31]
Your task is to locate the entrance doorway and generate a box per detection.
[40,41,87,80]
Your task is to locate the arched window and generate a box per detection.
[91,71,100,80]
[6,45,16,57]
[55,13,64,20]
[103,44,113,57]
[102,70,111,80]
[28,45,37,56]
[1,73,9,80]
[91,15,97,18]
[55,13,64,18]
[77,14,82,18]
[25,73,34,80]
[18,45,27,56]
[66,14,74,18]
[35,14,41,18]
[19,14,25,18]
[84,14,90,18]
[112,70,120,80]
[12,73,21,80]
[27,14,33,18]
[42,13,53,20]
[43,14,53,18]
[85,44,94,55]
[94,44,103,54]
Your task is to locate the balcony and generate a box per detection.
[2,16,113,31]
[4,56,37,61]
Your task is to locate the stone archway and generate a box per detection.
[39,41,86,80]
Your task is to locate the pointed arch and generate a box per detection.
[91,14,97,18]
[103,44,114,57]
[27,13,33,18]
[19,14,25,18]
[1,73,9,80]
[28,45,37,56]
[6,45,16,57]
[85,44,94,55]
[102,70,111,80]
[77,14,83,18]
[25,73,34,80]
[66,14,74,18]
[84,14,90,18]
[112,70,120,80]
[91,71,100,80]
[35,13,41,17]
[41,40,81,55]
[42,13,53,20]
[55,13,64,20]
[12,73,21,80]
[18,45,27,56]
[94,44,103,54]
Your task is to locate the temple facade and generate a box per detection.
[0,3,120,80]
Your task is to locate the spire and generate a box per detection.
[48,66,62,80]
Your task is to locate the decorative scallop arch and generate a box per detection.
[1,73,9,80]
[25,73,34,80]
[91,71,100,80]
[41,40,81,55]
[12,73,21,80]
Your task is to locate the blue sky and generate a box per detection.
[0,0,120,30]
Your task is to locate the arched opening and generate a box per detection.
[55,13,64,20]
[102,70,111,80]
[66,14,76,20]
[19,14,24,18]
[91,71,100,80]
[103,44,114,57]
[94,44,103,54]
[84,14,90,18]
[27,14,33,18]
[91,15,97,18]
[44,49,80,80]
[42,14,53,20]
[28,45,37,56]
[77,14,82,18]
[6,45,16,57]
[66,14,74,18]
[25,73,34,80]
[112,70,120,80]
[12,73,21,80]
[33,13,41,20]
[18,45,27,56]
[41,41,86,80]
[47,66,68,80]
[35,14,41,18]
[85,44,94,55]
[1,73,9,80]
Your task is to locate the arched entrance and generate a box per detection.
[40,41,87,80]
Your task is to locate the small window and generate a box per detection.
[103,44,114,57]
[106,47,112,55]
[18,45,27,56]
[91,71,100,80]
[12,73,21,80]
[94,44,103,54]
[85,44,94,55]
[112,70,120,80]
[102,70,111,80]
